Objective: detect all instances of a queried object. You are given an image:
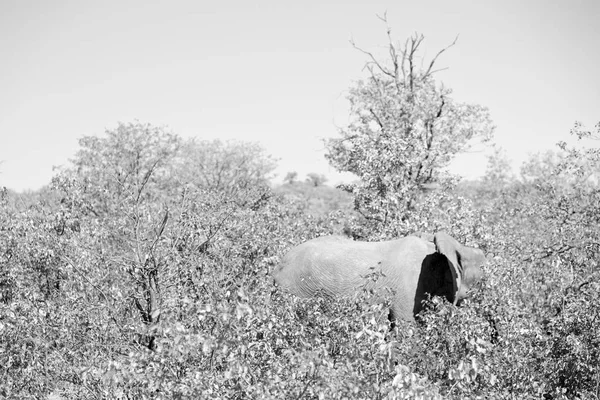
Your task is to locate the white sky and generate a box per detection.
[1,0,599,192]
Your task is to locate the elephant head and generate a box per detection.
[273,232,485,322]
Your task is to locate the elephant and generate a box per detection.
[272,232,485,322]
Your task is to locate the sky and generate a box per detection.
[1,0,599,192]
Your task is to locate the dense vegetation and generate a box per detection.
[1,30,598,399]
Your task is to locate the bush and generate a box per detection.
[1,116,598,398]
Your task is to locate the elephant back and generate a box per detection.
[273,235,431,302]
[273,236,389,297]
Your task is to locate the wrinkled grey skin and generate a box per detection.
[273,232,485,322]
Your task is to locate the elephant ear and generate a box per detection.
[434,232,485,305]
[433,232,463,305]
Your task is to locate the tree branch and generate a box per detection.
[376,12,402,87]
[350,37,395,79]
[423,35,458,79]
[369,108,385,133]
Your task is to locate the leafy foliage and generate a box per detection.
[274,180,353,218]
[175,138,278,195]
[2,116,599,398]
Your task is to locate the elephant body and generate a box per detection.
[273,232,485,322]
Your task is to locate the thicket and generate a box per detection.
[1,29,599,399]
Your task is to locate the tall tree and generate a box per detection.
[63,121,181,216]
[56,122,181,350]
[326,20,494,223]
